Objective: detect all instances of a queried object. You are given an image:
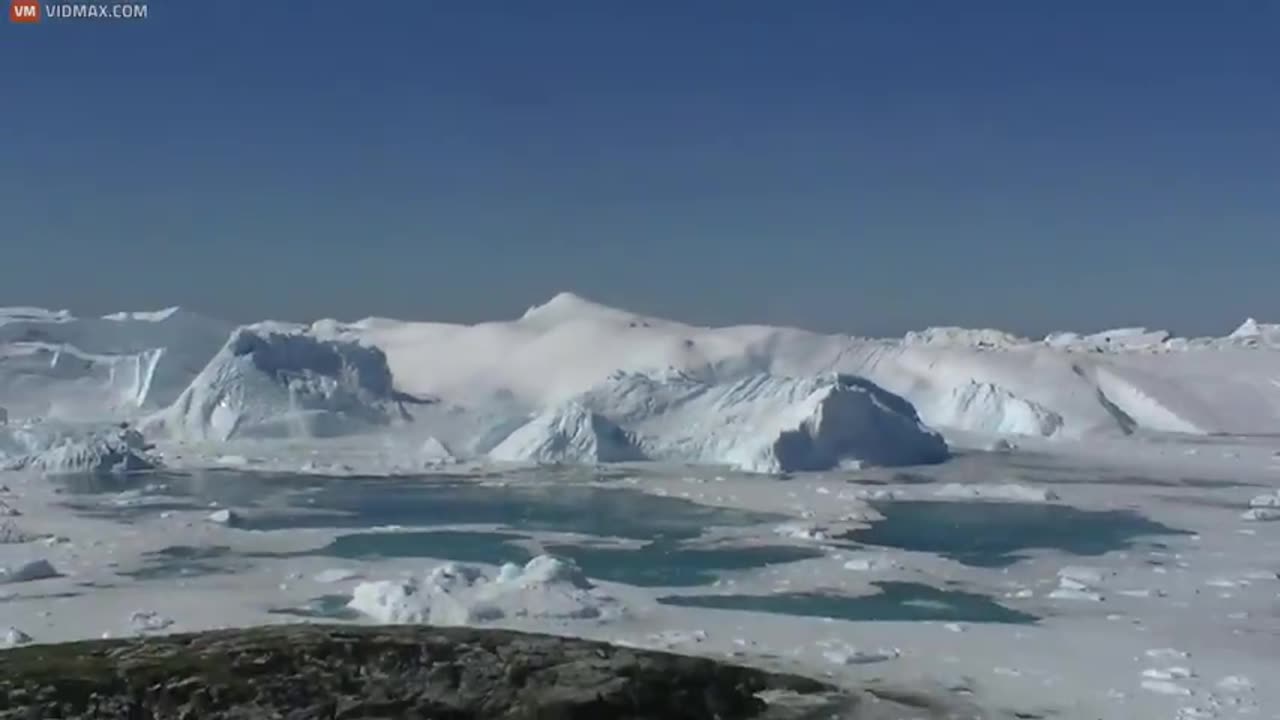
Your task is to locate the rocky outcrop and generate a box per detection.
[0,624,855,720]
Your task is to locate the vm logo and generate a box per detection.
[10,0,39,22]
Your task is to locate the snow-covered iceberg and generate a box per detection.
[1,424,160,475]
[348,555,622,626]
[492,371,949,473]
[923,381,1064,437]
[147,326,418,441]
[489,401,646,464]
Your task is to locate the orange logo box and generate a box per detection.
[10,0,39,23]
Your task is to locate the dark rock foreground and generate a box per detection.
[0,624,861,719]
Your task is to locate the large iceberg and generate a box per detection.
[491,371,949,473]
[0,306,230,421]
[147,326,418,442]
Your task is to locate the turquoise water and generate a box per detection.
[320,530,534,565]
[55,471,782,541]
[543,541,825,587]
[306,530,825,587]
[659,581,1038,624]
[267,594,359,621]
[846,500,1189,567]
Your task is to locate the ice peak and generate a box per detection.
[520,292,635,323]
[1230,318,1260,338]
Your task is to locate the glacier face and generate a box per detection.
[146,326,414,442]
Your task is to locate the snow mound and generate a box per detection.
[513,371,949,473]
[0,519,36,544]
[347,555,621,626]
[0,627,32,648]
[418,436,458,466]
[148,327,414,441]
[489,402,646,464]
[925,381,1064,437]
[1229,318,1280,347]
[1,424,160,475]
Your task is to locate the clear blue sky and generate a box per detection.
[2,1,1276,336]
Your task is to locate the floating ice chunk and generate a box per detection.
[1047,586,1103,602]
[934,483,1059,503]
[206,508,239,526]
[0,558,58,584]
[1140,679,1192,696]
[1216,675,1253,692]
[128,611,174,633]
[843,555,897,572]
[349,555,619,627]
[1143,667,1194,680]
[1118,588,1164,598]
[1248,492,1280,508]
[348,579,427,624]
[821,644,900,665]
[0,627,32,648]
[775,523,829,541]
[1241,507,1280,521]
[313,568,362,584]
[1145,648,1190,660]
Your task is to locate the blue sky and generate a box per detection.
[1,1,1276,335]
